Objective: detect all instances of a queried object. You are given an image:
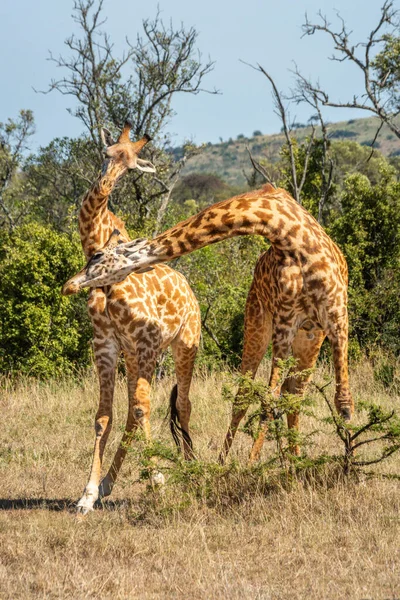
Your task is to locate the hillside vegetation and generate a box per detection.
[179,115,400,185]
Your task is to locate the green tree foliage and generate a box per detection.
[22,137,94,232]
[328,168,400,354]
[172,174,234,210]
[279,137,331,219]
[0,110,35,231]
[40,0,216,227]
[372,32,400,115]
[0,224,91,377]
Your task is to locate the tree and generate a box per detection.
[39,0,217,227]
[44,0,216,155]
[22,137,94,233]
[328,168,400,353]
[239,61,333,222]
[301,1,400,141]
[0,110,35,231]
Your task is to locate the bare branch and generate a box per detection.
[301,2,400,139]
[241,60,303,203]
[245,145,276,187]
[297,125,315,197]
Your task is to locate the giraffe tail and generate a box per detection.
[169,384,193,452]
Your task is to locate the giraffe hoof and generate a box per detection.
[151,471,165,489]
[76,483,99,514]
[340,407,351,421]
[76,503,94,516]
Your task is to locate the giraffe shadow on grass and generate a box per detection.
[0,498,133,512]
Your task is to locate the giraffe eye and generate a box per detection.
[91,252,103,262]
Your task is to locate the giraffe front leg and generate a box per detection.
[77,337,119,515]
[99,355,139,499]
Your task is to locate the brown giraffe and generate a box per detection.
[67,123,201,514]
[68,183,353,463]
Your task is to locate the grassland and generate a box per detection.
[1,360,400,599]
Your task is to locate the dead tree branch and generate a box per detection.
[301,1,400,140]
[245,145,276,187]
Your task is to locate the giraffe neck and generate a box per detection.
[146,184,319,262]
[79,159,130,258]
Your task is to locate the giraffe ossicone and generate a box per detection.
[72,122,201,515]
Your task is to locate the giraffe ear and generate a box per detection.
[136,158,156,173]
[101,127,115,148]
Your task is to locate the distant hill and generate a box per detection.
[175,116,400,186]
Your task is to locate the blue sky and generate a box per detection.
[0,0,390,150]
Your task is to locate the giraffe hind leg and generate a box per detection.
[248,317,299,464]
[169,383,194,454]
[171,335,198,460]
[132,342,166,487]
[219,286,272,464]
[281,328,325,456]
[328,317,354,420]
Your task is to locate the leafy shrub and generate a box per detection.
[329,172,400,355]
[0,223,91,377]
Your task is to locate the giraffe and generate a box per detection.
[68,182,353,463]
[69,123,201,514]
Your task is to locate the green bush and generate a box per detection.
[329,171,400,355]
[0,224,91,377]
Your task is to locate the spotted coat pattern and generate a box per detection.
[78,183,353,463]
[73,127,201,514]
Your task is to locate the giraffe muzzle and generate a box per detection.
[62,270,88,295]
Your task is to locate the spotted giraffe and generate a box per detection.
[70,182,353,463]
[67,123,201,514]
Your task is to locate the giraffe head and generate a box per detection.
[101,121,156,172]
[62,230,152,294]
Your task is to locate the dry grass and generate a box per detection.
[1,360,400,599]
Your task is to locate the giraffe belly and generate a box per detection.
[105,298,184,355]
